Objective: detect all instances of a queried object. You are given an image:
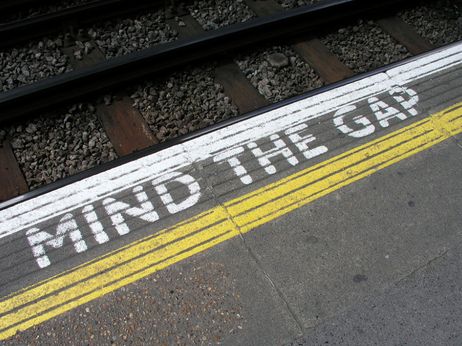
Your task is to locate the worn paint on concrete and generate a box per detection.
[0,42,462,339]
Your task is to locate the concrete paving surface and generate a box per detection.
[5,134,462,345]
[1,43,462,345]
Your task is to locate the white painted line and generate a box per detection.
[1,41,462,240]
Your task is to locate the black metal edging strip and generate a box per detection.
[0,0,413,124]
[1,39,459,211]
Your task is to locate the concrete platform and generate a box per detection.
[1,41,462,344]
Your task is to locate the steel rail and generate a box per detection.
[0,0,173,49]
[0,0,416,124]
[0,0,52,14]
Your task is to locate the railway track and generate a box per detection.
[0,0,428,122]
[1,0,450,206]
[0,0,462,341]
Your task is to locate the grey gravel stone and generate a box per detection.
[277,0,322,9]
[87,9,178,59]
[1,103,117,189]
[320,19,411,74]
[0,35,72,92]
[399,0,462,47]
[236,45,324,103]
[267,52,290,68]
[188,0,255,31]
[130,64,238,142]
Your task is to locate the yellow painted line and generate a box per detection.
[0,103,461,339]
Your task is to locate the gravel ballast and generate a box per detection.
[0,104,116,190]
[188,0,255,30]
[236,45,324,103]
[87,10,178,59]
[130,64,239,143]
[320,19,411,74]
[399,0,462,47]
[0,35,72,92]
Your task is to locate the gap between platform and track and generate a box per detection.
[0,40,458,212]
[0,41,461,339]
